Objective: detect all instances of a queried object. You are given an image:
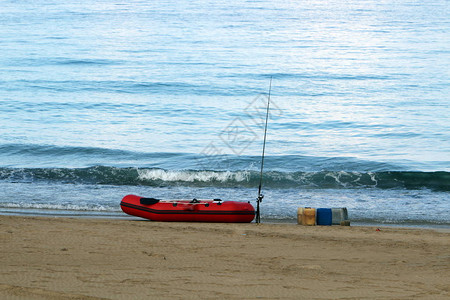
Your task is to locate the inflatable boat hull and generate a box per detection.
[120,194,255,223]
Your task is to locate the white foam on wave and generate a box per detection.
[323,171,378,188]
[0,202,117,212]
[137,169,251,183]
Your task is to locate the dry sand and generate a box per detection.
[1,215,449,299]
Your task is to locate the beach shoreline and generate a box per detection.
[2,209,449,232]
[1,215,449,299]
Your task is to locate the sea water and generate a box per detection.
[0,0,449,227]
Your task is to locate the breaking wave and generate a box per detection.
[1,166,448,191]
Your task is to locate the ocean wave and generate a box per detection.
[4,143,439,172]
[137,169,251,183]
[0,166,448,191]
[1,202,115,212]
[3,79,260,96]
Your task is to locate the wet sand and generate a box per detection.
[1,215,449,299]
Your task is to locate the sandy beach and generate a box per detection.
[1,216,449,299]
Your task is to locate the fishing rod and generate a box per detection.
[256,77,272,224]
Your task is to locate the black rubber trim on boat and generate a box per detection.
[140,198,160,205]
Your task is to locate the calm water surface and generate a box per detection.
[0,0,449,226]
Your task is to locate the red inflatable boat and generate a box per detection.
[120,194,255,223]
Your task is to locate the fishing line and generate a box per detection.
[256,77,272,224]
